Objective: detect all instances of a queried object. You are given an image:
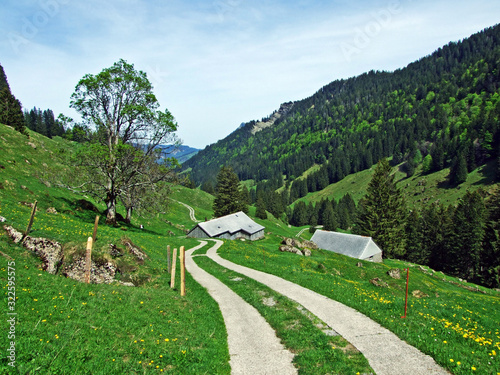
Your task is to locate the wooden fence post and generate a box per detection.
[180,246,186,296]
[92,215,100,244]
[25,200,38,237]
[170,248,177,289]
[85,237,93,284]
[167,245,171,274]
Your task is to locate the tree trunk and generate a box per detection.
[105,192,117,225]
[125,206,132,224]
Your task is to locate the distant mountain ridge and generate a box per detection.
[158,144,199,164]
[184,24,500,191]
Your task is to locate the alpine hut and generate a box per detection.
[187,211,265,241]
[311,230,383,262]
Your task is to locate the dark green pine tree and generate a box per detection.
[479,190,500,287]
[213,166,247,217]
[291,201,308,227]
[445,190,486,281]
[201,180,215,195]
[0,64,27,135]
[405,210,425,264]
[0,89,27,135]
[322,203,338,231]
[240,185,251,206]
[338,193,357,229]
[430,142,445,171]
[428,204,454,271]
[449,152,468,185]
[355,159,407,258]
[479,189,500,287]
[255,197,267,219]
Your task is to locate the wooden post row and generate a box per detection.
[85,237,93,284]
[180,246,185,296]
[170,248,177,289]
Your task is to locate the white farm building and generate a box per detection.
[311,230,383,262]
[187,211,265,241]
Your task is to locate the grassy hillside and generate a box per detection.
[0,125,229,374]
[293,159,500,208]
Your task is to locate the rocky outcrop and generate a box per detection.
[370,277,389,288]
[3,225,133,286]
[250,102,294,135]
[4,225,23,243]
[4,225,63,274]
[281,237,318,250]
[279,237,317,256]
[22,236,63,274]
[109,244,124,257]
[387,269,401,279]
[279,245,304,255]
[122,238,147,261]
[412,290,429,298]
[61,256,117,284]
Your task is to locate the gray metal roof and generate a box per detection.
[195,211,265,237]
[311,230,382,260]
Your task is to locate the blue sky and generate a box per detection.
[1,0,499,148]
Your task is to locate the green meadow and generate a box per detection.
[1,125,499,374]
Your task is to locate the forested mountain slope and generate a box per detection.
[184,24,500,191]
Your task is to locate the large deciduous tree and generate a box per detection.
[69,59,178,224]
[355,159,407,258]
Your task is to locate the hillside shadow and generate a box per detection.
[472,161,497,186]
[59,198,102,223]
[58,198,162,235]
[437,178,455,190]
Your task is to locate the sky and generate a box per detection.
[1,1,499,149]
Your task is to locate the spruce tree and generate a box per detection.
[0,65,9,92]
[480,189,500,287]
[0,64,27,135]
[355,159,407,258]
[445,190,486,281]
[405,210,425,264]
[0,88,27,135]
[240,186,251,206]
[291,201,308,227]
[213,166,247,217]
[255,197,267,219]
[322,203,337,231]
[450,153,468,185]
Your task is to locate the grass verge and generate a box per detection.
[194,255,374,375]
